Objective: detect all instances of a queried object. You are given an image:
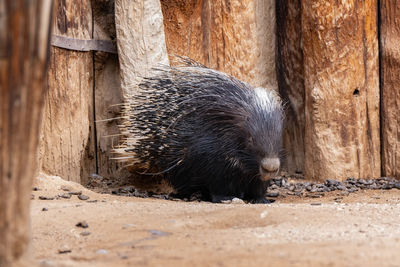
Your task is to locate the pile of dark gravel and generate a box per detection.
[87,173,400,202]
[266,177,400,199]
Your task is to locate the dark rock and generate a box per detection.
[76,221,89,228]
[69,191,82,195]
[39,196,54,200]
[336,185,347,191]
[394,183,400,190]
[78,194,90,200]
[58,245,71,254]
[59,193,71,199]
[266,191,279,198]
[42,207,48,211]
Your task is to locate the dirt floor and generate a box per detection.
[30,173,400,267]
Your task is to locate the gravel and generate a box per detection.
[86,173,399,203]
[266,177,400,198]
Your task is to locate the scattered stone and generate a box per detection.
[42,207,48,211]
[58,193,71,199]
[122,224,135,229]
[266,191,279,197]
[58,245,71,254]
[336,185,347,191]
[69,191,82,195]
[87,200,98,203]
[78,194,90,200]
[310,203,322,206]
[38,260,56,267]
[96,249,108,255]
[334,197,343,202]
[31,194,35,200]
[76,221,89,228]
[149,230,171,237]
[306,193,324,198]
[60,185,72,191]
[80,231,91,236]
[32,187,40,191]
[90,173,104,180]
[231,197,245,204]
[260,210,268,218]
[39,196,54,200]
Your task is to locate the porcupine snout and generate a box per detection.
[260,157,280,181]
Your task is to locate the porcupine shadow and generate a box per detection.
[113,58,284,203]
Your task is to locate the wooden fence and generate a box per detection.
[39,0,400,183]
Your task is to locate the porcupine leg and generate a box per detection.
[246,179,271,204]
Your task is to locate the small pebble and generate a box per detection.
[96,249,108,255]
[231,197,245,204]
[32,187,40,191]
[78,194,90,200]
[260,210,268,218]
[60,185,72,191]
[76,221,89,228]
[69,191,82,195]
[266,191,279,197]
[59,193,71,199]
[39,196,54,200]
[58,245,71,254]
[90,173,104,180]
[310,203,322,206]
[42,207,48,211]
[80,231,91,236]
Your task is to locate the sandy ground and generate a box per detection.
[30,174,400,267]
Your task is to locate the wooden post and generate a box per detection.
[39,0,96,184]
[160,0,277,89]
[115,0,169,95]
[276,0,305,175]
[301,0,380,180]
[0,0,53,265]
[380,0,400,179]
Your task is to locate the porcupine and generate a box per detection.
[114,59,284,203]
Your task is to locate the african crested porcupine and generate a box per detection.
[114,59,284,203]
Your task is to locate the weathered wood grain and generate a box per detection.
[115,0,169,94]
[380,0,400,179]
[0,1,53,265]
[39,0,95,184]
[160,0,277,89]
[302,0,380,180]
[276,0,305,175]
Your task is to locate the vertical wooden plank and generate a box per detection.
[276,0,305,175]
[39,0,95,184]
[160,0,277,89]
[0,0,53,265]
[380,0,400,179]
[92,1,129,180]
[115,0,169,94]
[302,0,380,180]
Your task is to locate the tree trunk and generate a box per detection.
[276,0,305,175]
[160,0,277,89]
[39,0,96,184]
[380,0,400,179]
[0,0,53,265]
[302,0,380,180]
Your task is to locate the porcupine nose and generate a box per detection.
[260,157,280,180]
